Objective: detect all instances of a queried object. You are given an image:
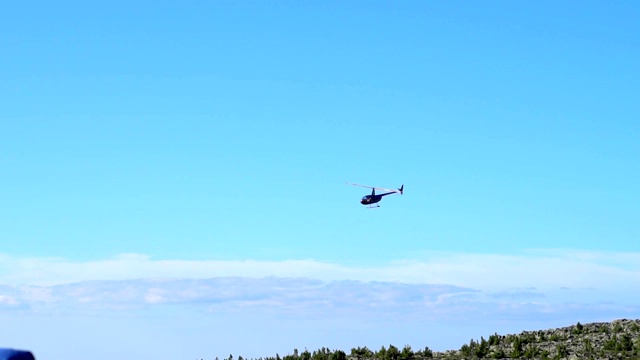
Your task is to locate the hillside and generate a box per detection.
[425,318,640,359]
[247,319,640,360]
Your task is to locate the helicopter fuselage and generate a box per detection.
[348,183,404,208]
[360,191,397,206]
[360,195,382,205]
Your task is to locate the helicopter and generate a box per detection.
[347,183,404,208]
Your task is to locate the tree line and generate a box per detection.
[211,344,433,360]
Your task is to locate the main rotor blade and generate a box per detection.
[346,182,399,193]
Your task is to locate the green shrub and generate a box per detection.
[459,343,471,357]
[523,345,540,359]
[549,333,561,342]
[329,350,346,360]
[519,333,536,346]
[583,338,593,354]
[619,334,633,352]
[386,345,399,360]
[604,335,618,351]
[491,348,504,359]
[416,347,433,358]
[613,323,624,333]
[488,333,500,346]
[351,347,372,358]
[555,344,568,360]
[475,337,489,358]
[400,345,413,360]
[510,337,523,358]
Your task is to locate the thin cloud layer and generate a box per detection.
[0,250,639,323]
[5,278,474,318]
[0,277,637,324]
[1,250,639,291]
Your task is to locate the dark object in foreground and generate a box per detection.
[0,349,35,360]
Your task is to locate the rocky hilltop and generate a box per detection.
[421,319,640,359]
[253,319,640,360]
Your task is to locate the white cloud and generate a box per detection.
[1,250,639,292]
[0,250,638,321]
[0,295,19,306]
[0,254,635,312]
[2,276,636,323]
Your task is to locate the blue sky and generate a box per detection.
[1,1,639,359]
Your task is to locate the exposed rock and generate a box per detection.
[424,319,640,359]
[269,319,640,360]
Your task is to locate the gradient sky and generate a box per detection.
[1,1,639,360]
